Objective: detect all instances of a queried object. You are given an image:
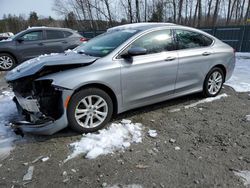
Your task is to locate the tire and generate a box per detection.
[203,67,225,97]
[67,88,113,133]
[0,53,16,71]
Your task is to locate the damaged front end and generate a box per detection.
[9,77,73,135]
[5,52,98,135]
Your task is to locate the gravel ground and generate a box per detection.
[0,72,250,188]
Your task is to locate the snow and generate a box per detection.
[0,90,17,161]
[225,53,250,92]
[234,170,250,186]
[169,108,181,113]
[148,130,157,138]
[107,184,143,188]
[184,93,228,109]
[246,115,250,121]
[65,120,143,161]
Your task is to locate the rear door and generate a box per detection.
[119,29,179,109]
[16,30,45,61]
[43,29,67,54]
[174,29,214,94]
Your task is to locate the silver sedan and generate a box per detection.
[6,23,235,135]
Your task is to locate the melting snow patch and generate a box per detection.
[234,170,250,186]
[148,130,157,138]
[65,120,143,161]
[169,108,181,113]
[107,184,143,188]
[0,91,17,161]
[184,93,228,109]
[225,53,250,92]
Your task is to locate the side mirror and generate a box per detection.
[121,47,147,58]
[128,47,147,56]
[16,38,24,43]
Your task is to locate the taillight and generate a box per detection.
[80,37,88,42]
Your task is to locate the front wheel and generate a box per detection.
[203,67,224,97]
[0,53,16,71]
[67,88,113,133]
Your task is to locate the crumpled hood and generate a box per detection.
[6,52,98,81]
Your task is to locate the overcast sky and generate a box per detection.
[0,0,59,19]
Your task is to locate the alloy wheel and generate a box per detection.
[207,71,223,95]
[0,55,14,70]
[74,95,108,128]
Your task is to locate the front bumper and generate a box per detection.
[12,89,73,135]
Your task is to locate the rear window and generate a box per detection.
[175,30,213,49]
[46,30,65,40]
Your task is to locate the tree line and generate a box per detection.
[0,0,250,33]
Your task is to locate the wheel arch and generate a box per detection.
[211,64,226,82]
[0,51,18,64]
[73,83,118,115]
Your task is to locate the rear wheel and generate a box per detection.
[67,88,113,133]
[0,53,16,71]
[203,67,224,97]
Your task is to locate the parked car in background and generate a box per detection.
[0,32,14,41]
[6,23,235,135]
[0,27,87,71]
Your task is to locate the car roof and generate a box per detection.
[107,22,176,32]
[26,26,75,32]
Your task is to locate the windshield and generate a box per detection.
[76,29,139,57]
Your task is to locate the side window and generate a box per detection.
[46,30,65,40]
[175,30,213,49]
[63,31,73,38]
[20,31,43,41]
[130,29,175,54]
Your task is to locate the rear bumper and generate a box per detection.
[225,55,236,82]
[11,89,73,135]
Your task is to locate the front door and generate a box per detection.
[119,29,179,110]
[16,30,45,61]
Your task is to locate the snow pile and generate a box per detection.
[234,170,250,186]
[65,120,143,161]
[225,53,250,92]
[0,91,17,161]
[184,93,228,109]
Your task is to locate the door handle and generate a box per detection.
[62,41,68,44]
[165,56,176,61]
[38,43,44,46]
[202,52,211,56]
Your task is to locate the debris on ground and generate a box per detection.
[41,157,49,162]
[174,146,181,151]
[63,178,70,183]
[23,166,34,181]
[136,164,149,169]
[148,130,157,138]
[169,138,176,144]
[32,156,43,164]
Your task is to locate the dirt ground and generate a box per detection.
[0,72,250,188]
